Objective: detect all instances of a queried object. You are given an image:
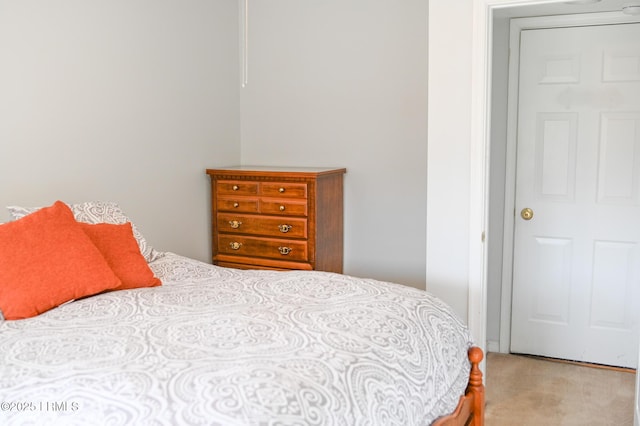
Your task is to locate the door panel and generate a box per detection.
[510,23,640,368]
[535,113,578,200]
[598,113,640,204]
[591,241,636,330]
[529,237,572,325]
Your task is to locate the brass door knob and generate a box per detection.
[521,207,534,221]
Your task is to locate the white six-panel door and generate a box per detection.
[510,23,640,368]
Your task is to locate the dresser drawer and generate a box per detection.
[260,199,308,216]
[217,214,307,238]
[261,182,307,198]
[217,197,259,213]
[218,235,309,261]
[216,180,259,196]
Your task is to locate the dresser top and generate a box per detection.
[206,166,346,177]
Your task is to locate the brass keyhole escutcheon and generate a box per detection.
[229,241,242,250]
[229,220,242,229]
[521,207,534,221]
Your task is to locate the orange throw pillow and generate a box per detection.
[0,201,122,320]
[79,222,161,291]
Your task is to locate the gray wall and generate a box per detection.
[0,0,465,315]
[239,0,429,289]
[0,0,241,262]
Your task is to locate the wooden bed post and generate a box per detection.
[467,346,485,426]
[432,346,485,426]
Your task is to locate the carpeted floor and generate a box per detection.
[485,352,636,426]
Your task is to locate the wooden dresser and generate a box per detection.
[206,166,346,272]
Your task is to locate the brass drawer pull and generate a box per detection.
[229,241,242,250]
[278,246,292,255]
[233,202,239,208]
[278,224,292,233]
[229,220,242,229]
[232,185,239,191]
[279,205,285,211]
[279,187,285,193]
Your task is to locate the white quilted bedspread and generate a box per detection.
[0,253,473,426]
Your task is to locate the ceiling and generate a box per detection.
[493,0,640,19]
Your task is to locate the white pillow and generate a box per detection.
[7,201,163,263]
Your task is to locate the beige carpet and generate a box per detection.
[485,352,636,426]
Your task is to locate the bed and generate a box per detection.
[0,201,484,426]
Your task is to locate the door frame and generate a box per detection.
[497,11,640,355]
[471,2,640,423]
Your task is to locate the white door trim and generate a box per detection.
[498,11,640,355]
[467,0,492,365]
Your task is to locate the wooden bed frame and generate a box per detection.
[433,346,485,426]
